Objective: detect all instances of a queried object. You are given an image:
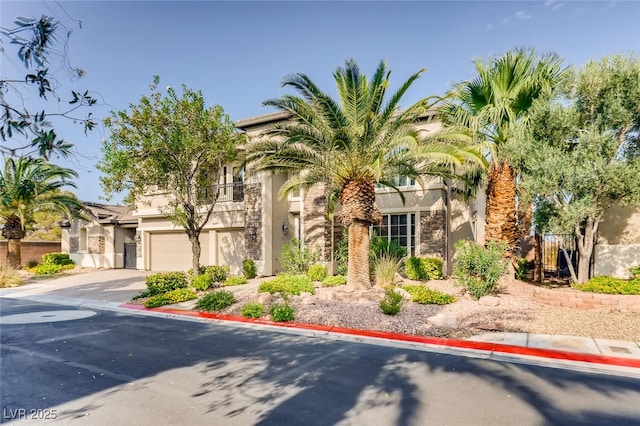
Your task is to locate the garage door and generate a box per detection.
[217,230,245,275]
[149,232,209,272]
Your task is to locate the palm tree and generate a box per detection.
[441,47,565,253]
[0,157,85,268]
[246,60,486,289]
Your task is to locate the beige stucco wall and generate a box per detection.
[594,206,640,278]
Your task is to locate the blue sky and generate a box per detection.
[2,0,639,203]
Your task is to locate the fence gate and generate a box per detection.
[541,234,579,279]
[124,243,137,269]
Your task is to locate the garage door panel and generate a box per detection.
[150,232,208,272]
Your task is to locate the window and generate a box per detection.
[288,173,301,200]
[376,176,416,189]
[371,213,416,255]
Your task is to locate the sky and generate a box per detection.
[1,0,639,204]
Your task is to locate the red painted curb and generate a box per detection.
[118,303,640,370]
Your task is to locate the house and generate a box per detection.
[130,110,483,276]
[61,203,138,269]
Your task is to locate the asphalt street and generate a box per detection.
[1,297,640,425]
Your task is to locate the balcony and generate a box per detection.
[209,182,244,203]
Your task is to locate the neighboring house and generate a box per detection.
[61,203,138,269]
[594,206,640,279]
[131,110,484,276]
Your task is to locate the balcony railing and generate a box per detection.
[200,182,244,203]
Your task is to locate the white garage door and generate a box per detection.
[217,230,245,275]
[149,232,209,272]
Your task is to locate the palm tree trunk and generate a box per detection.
[347,222,371,289]
[6,239,22,269]
[485,159,518,253]
[2,214,26,269]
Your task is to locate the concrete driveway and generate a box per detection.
[0,269,150,307]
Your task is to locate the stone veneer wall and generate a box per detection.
[303,185,332,262]
[69,236,79,253]
[88,236,105,254]
[516,282,640,312]
[244,183,262,260]
[419,210,446,259]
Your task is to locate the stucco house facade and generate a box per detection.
[61,203,138,269]
[128,110,483,276]
[593,206,640,279]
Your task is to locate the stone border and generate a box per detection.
[517,282,640,312]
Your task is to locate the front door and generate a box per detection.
[124,243,137,269]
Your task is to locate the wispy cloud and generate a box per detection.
[486,8,532,31]
[515,10,532,20]
[544,0,565,12]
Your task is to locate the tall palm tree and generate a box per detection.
[246,60,486,289]
[0,157,85,268]
[441,47,565,252]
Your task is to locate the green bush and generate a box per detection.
[196,290,236,311]
[203,265,230,283]
[144,288,197,308]
[322,275,347,287]
[28,263,74,275]
[307,264,328,281]
[515,258,530,281]
[379,287,403,315]
[192,274,213,292]
[269,303,295,322]
[373,254,403,287]
[258,274,315,295]
[370,234,407,261]
[572,276,640,295]
[629,265,640,281]
[402,284,456,305]
[405,257,443,281]
[278,238,319,274]
[25,260,39,268]
[453,241,508,300]
[334,231,349,276]
[145,271,188,296]
[243,258,257,279]
[42,252,74,266]
[223,276,248,287]
[241,302,264,318]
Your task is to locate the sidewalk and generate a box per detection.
[2,269,639,375]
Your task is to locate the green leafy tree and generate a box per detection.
[510,54,640,283]
[0,15,96,159]
[246,60,485,289]
[442,47,566,253]
[0,157,85,267]
[99,77,242,276]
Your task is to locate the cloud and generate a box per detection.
[544,0,565,11]
[515,10,532,20]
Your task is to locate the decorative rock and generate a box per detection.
[427,313,458,329]
[478,296,501,306]
[256,293,272,305]
[393,287,413,300]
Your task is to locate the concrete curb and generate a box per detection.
[119,303,640,373]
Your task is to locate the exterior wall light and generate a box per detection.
[282,223,289,235]
[248,228,257,240]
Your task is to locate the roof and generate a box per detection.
[83,202,137,225]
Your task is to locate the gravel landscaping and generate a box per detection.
[214,277,640,342]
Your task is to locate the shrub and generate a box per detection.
[25,260,39,268]
[42,252,74,266]
[515,258,530,281]
[405,257,443,281]
[572,276,640,295]
[0,265,23,288]
[196,290,236,311]
[203,265,230,283]
[278,238,318,274]
[373,254,403,287]
[379,287,403,315]
[258,274,315,295]
[307,264,328,281]
[144,288,196,308]
[241,302,264,318]
[269,302,295,322]
[334,231,349,276]
[28,263,74,275]
[224,276,248,287]
[629,265,640,281]
[322,275,347,287]
[402,284,457,305]
[453,240,508,300]
[192,274,213,292]
[145,271,188,296]
[242,258,257,279]
[370,234,407,261]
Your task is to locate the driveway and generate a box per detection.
[0,269,150,307]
